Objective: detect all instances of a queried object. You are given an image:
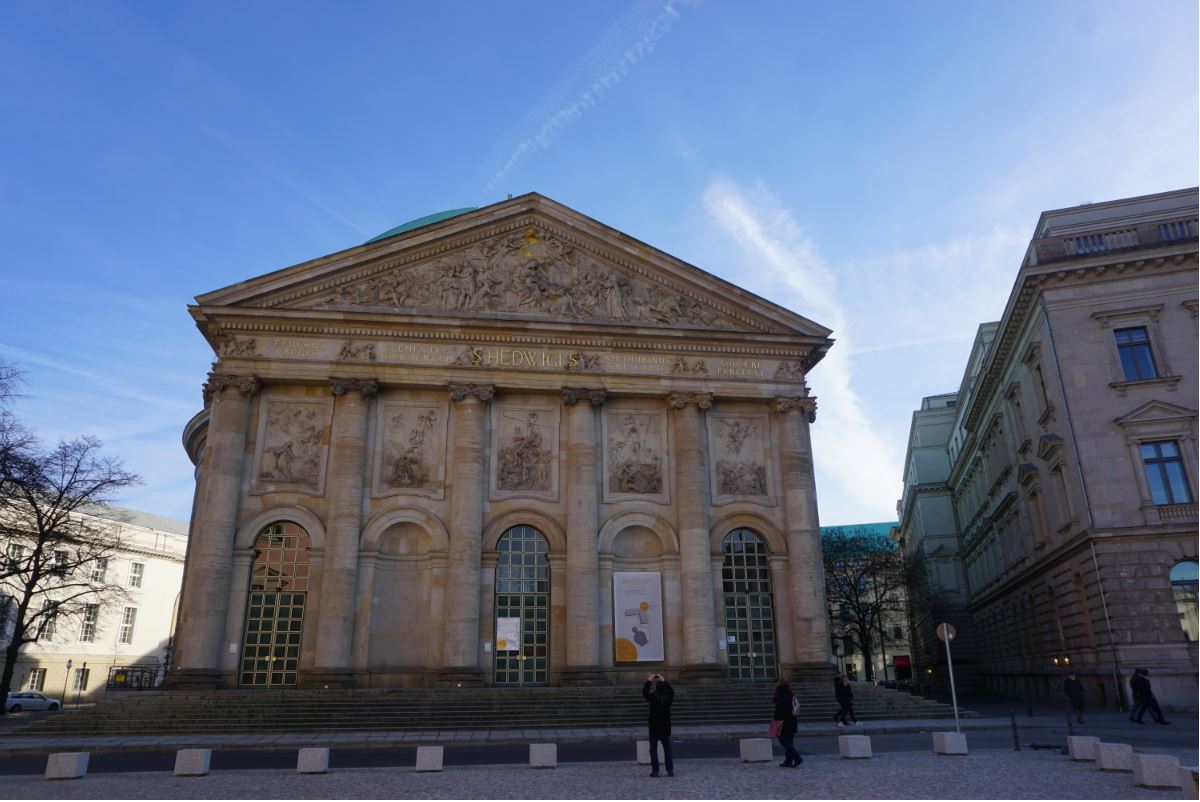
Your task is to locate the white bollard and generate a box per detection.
[1178,766,1198,798]
[739,738,774,763]
[529,743,557,769]
[45,752,89,780]
[297,748,329,774]
[636,740,666,765]
[1067,736,1099,761]
[174,749,212,777]
[1095,742,1134,772]
[1132,754,1181,789]
[932,732,968,755]
[839,735,872,759]
[416,746,444,772]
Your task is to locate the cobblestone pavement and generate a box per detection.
[3,750,1195,800]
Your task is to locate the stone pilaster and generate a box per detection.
[166,373,259,689]
[306,378,377,688]
[438,383,493,686]
[774,394,836,680]
[562,387,608,685]
[668,391,725,683]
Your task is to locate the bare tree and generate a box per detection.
[823,533,910,682]
[0,432,140,714]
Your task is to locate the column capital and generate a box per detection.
[449,383,495,403]
[329,378,379,397]
[668,391,712,410]
[563,387,607,407]
[773,395,817,422]
[202,372,260,405]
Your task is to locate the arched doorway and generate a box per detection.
[721,528,778,681]
[239,521,311,688]
[493,525,549,686]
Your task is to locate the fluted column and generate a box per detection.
[438,383,493,686]
[668,391,724,682]
[167,373,259,688]
[562,387,607,684]
[774,395,835,679]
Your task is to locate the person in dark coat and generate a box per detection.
[1129,668,1170,725]
[1062,672,1085,723]
[772,679,803,768]
[833,675,860,726]
[642,673,674,777]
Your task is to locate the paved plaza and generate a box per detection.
[2,749,1196,800]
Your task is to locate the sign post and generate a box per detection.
[936,623,960,733]
[61,659,72,708]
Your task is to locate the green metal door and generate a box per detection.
[239,522,310,688]
[722,528,778,681]
[493,526,550,686]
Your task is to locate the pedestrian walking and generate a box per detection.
[833,675,860,726]
[1128,668,1170,725]
[772,678,803,768]
[1062,672,1085,724]
[642,673,674,777]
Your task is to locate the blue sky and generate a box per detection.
[1,0,1196,525]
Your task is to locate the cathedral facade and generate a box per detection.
[169,194,835,689]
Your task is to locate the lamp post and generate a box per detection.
[61,659,72,709]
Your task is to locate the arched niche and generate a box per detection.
[611,526,663,558]
[708,512,787,555]
[598,511,679,556]
[361,508,449,554]
[483,509,567,553]
[236,505,326,551]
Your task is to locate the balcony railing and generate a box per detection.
[1155,503,1198,522]
[1033,217,1198,265]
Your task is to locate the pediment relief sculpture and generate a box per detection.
[310,227,731,329]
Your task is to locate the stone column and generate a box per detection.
[167,373,259,688]
[668,391,724,683]
[774,395,835,679]
[438,383,493,686]
[769,555,796,674]
[307,378,376,688]
[562,387,607,684]
[351,553,377,677]
[598,555,615,670]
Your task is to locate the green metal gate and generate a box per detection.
[239,522,310,688]
[722,528,778,681]
[492,525,550,686]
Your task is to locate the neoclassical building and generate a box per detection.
[168,194,835,689]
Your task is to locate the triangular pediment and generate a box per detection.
[194,194,831,339]
[1115,400,1197,426]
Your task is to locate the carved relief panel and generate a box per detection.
[706,409,774,506]
[602,405,671,505]
[371,398,448,499]
[252,397,331,496]
[490,401,560,502]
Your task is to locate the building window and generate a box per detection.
[118,607,137,645]
[73,667,90,692]
[1170,561,1198,642]
[35,600,56,641]
[128,562,144,588]
[1114,327,1158,381]
[78,604,99,643]
[5,543,24,571]
[1140,441,1193,505]
[893,625,903,641]
[26,667,46,691]
[90,558,108,584]
[53,550,69,576]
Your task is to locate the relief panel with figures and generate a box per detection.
[252,398,331,496]
[707,410,774,506]
[490,402,560,502]
[371,399,448,499]
[602,406,671,505]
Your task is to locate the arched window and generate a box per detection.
[239,522,311,688]
[721,528,777,681]
[493,526,549,686]
[1170,561,1198,642]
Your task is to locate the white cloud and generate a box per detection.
[702,179,902,522]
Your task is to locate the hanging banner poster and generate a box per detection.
[613,571,664,662]
[496,617,521,653]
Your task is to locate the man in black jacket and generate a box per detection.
[642,673,674,777]
[1129,668,1170,725]
[1062,672,1085,724]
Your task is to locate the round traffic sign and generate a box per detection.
[936,623,957,642]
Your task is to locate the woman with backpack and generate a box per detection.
[771,678,803,768]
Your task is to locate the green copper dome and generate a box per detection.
[366,207,478,244]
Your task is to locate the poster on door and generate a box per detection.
[496,617,521,652]
[613,572,664,662]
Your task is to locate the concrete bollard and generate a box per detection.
[739,738,774,763]
[1132,754,1181,789]
[529,743,557,769]
[1067,736,1100,761]
[297,748,329,774]
[1178,766,1198,798]
[174,749,212,777]
[1095,742,1134,772]
[45,752,89,780]
[932,732,968,755]
[839,735,872,759]
[636,740,666,766]
[416,746,444,772]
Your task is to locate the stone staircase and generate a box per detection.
[13,683,968,737]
